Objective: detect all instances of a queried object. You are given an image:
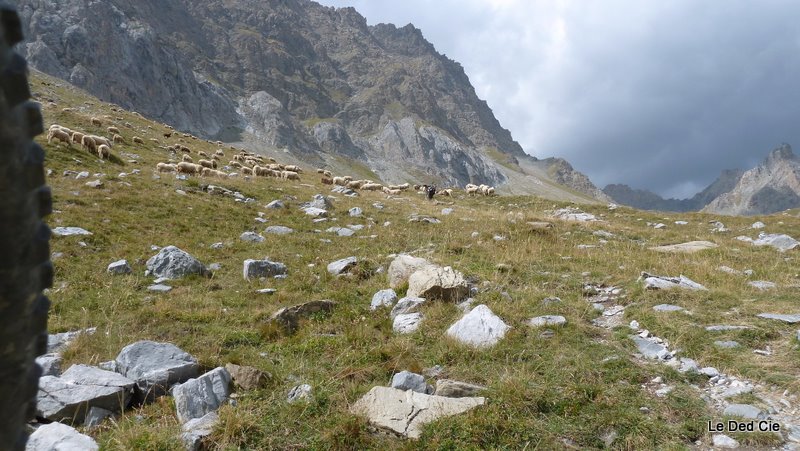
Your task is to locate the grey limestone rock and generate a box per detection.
[243,259,287,280]
[173,367,232,423]
[37,364,135,423]
[446,304,510,348]
[390,371,429,394]
[327,256,357,275]
[115,341,199,402]
[26,422,99,451]
[146,246,209,279]
[107,259,132,274]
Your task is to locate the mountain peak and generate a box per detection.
[766,143,796,165]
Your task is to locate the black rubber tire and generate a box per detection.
[0,3,52,450]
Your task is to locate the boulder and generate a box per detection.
[757,313,800,323]
[240,231,265,243]
[173,367,232,423]
[387,254,433,288]
[351,386,484,439]
[47,327,96,353]
[327,257,357,275]
[84,406,113,428]
[630,336,671,360]
[36,353,63,376]
[723,404,767,420]
[37,365,135,423]
[434,379,487,398]
[393,313,423,334]
[225,363,270,390]
[181,412,219,451]
[115,341,199,402]
[270,300,336,333]
[752,233,799,252]
[641,272,707,291]
[406,266,469,302]
[26,422,99,451]
[264,226,293,235]
[370,289,398,310]
[303,194,333,210]
[446,304,510,348]
[243,259,287,280]
[390,371,430,394]
[551,208,596,222]
[107,259,132,274]
[390,297,426,320]
[301,206,328,217]
[527,315,567,327]
[652,304,686,312]
[146,246,208,279]
[648,241,718,253]
[51,226,92,236]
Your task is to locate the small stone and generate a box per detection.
[652,304,686,312]
[147,284,172,292]
[349,207,363,216]
[327,256,358,275]
[84,406,113,428]
[35,353,63,376]
[748,280,776,290]
[723,404,766,420]
[225,364,270,390]
[240,231,265,243]
[434,379,486,398]
[85,179,103,188]
[712,434,740,449]
[256,288,277,295]
[390,297,427,319]
[27,423,98,450]
[52,227,92,236]
[243,259,287,280]
[266,200,285,209]
[173,367,232,423]
[446,304,510,348]
[391,371,429,394]
[287,384,312,403]
[370,289,398,310]
[107,259,131,275]
[528,315,567,327]
[700,367,719,378]
[264,225,293,235]
[393,312,423,334]
[270,300,336,333]
[441,208,454,215]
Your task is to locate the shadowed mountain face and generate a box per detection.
[604,143,800,216]
[18,0,554,189]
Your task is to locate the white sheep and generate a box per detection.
[132,136,144,144]
[362,182,383,191]
[47,128,72,146]
[176,162,202,174]
[107,126,120,135]
[281,170,300,180]
[156,162,177,173]
[198,151,209,158]
[198,159,217,169]
[90,117,102,127]
[112,134,125,144]
[97,144,110,159]
[182,154,193,163]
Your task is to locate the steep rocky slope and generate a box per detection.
[702,144,800,216]
[17,0,604,199]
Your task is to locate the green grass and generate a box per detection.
[32,69,800,449]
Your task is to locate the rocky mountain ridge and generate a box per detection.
[17,0,605,200]
[603,144,800,216]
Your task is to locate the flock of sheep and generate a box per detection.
[47,108,498,198]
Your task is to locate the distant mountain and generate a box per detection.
[17,0,607,201]
[603,169,743,212]
[603,144,800,216]
[702,144,800,216]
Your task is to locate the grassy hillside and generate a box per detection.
[32,70,800,450]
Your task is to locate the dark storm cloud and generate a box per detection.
[316,0,800,198]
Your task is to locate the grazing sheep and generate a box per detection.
[156,162,177,173]
[333,176,348,186]
[382,186,401,195]
[284,164,302,173]
[47,128,72,146]
[346,180,364,189]
[150,138,160,144]
[441,188,453,197]
[71,131,85,144]
[97,144,110,159]
[132,136,144,144]
[229,161,243,169]
[388,183,410,191]
[163,131,173,138]
[62,108,75,112]
[123,122,133,129]
[242,167,253,175]
[90,117,102,127]
[486,187,495,196]
[107,126,120,135]
[321,176,333,185]
[268,157,276,163]
[179,145,191,153]
[233,154,244,162]
[113,134,124,144]
[465,184,479,195]
[81,135,97,152]
[198,159,215,169]
[90,135,112,147]
[198,151,209,158]
[362,182,383,191]
[267,163,282,171]
[182,154,193,163]
[176,162,201,174]
[316,168,325,174]
[214,149,224,157]
[281,170,300,181]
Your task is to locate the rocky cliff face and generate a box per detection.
[18,0,568,190]
[702,144,800,216]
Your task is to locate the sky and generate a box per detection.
[315,0,800,198]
